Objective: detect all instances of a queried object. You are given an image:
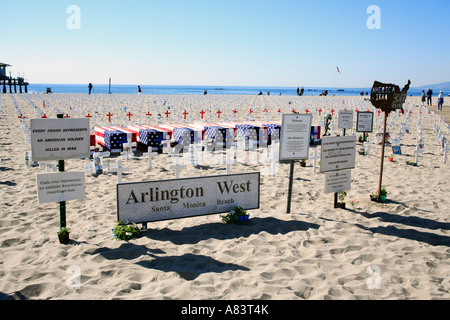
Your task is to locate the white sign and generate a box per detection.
[279,114,312,161]
[36,171,85,204]
[324,170,352,194]
[117,173,260,224]
[356,112,374,133]
[320,136,357,172]
[338,110,354,129]
[31,118,90,162]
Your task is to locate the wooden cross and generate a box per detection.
[170,156,186,179]
[41,114,47,118]
[414,142,425,165]
[143,151,158,169]
[106,112,113,122]
[363,141,372,155]
[86,113,92,118]
[305,108,309,114]
[200,109,205,119]
[126,112,133,121]
[164,110,171,118]
[183,110,189,119]
[318,108,322,116]
[64,114,70,118]
[309,148,320,173]
[110,160,129,183]
[441,143,450,164]
[217,109,222,118]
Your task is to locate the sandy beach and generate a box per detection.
[0,93,449,300]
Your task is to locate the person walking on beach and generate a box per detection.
[421,90,426,106]
[137,85,142,93]
[437,91,444,111]
[427,88,433,106]
[88,83,93,95]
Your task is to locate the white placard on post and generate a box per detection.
[36,171,85,204]
[30,118,90,162]
[338,110,354,129]
[279,114,312,161]
[324,170,352,194]
[356,112,374,133]
[320,135,357,173]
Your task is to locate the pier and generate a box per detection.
[1,62,29,94]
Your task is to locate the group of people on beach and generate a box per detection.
[421,89,446,111]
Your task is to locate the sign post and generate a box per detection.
[31,115,90,240]
[279,114,312,213]
[370,80,410,201]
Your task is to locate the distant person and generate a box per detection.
[421,90,426,105]
[137,85,142,93]
[300,87,304,96]
[258,91,263,95]
[297,87,300,96]
[88,83,93,95]
[203,90,207,95]
[427,88,433,106]
[437,91,444,111]
[267,91,270,96]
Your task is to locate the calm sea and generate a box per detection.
[26,83,424,97]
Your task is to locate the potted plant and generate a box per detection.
[57,227,70,244]
[336,191,347,209]
[220,206,250,225]
[359,148,366,155]
[370,187,387,202]
[300,159,306,167]
[387,154,394,162]
[379,187,387,202]
[111,222,141,241]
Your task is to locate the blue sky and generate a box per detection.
[1,0,449,87]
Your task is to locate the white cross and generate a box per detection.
[442,143,450,164]
[170,156,186,179]
[309,148,321,173]
[121,143,134,160]
[39,162,56,172]
[143,151,158,169]
[110,160,129,183]
[414,143,425,165]
[363,141,372,156]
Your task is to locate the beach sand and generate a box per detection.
[0,94,449,300]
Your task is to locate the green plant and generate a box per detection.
[57,227,70,236]
[111,223,141,241]
[338,191,347,204]
[380,187,387,196]
[220,206,249,225]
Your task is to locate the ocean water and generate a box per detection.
[26,83,425,96]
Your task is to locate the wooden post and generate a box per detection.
[57,114,67,228]
[109,78,111,94]
[286,160,295,213]
[377,111,388,202]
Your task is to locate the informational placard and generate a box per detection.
[324,170,352,194]
[356,112,374,133]
[36,171,85,204]
[117,172,260,224]
[338,110,353,129]
[279,114,312,161]
[320,136,357,173]
[30,118,90,162]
